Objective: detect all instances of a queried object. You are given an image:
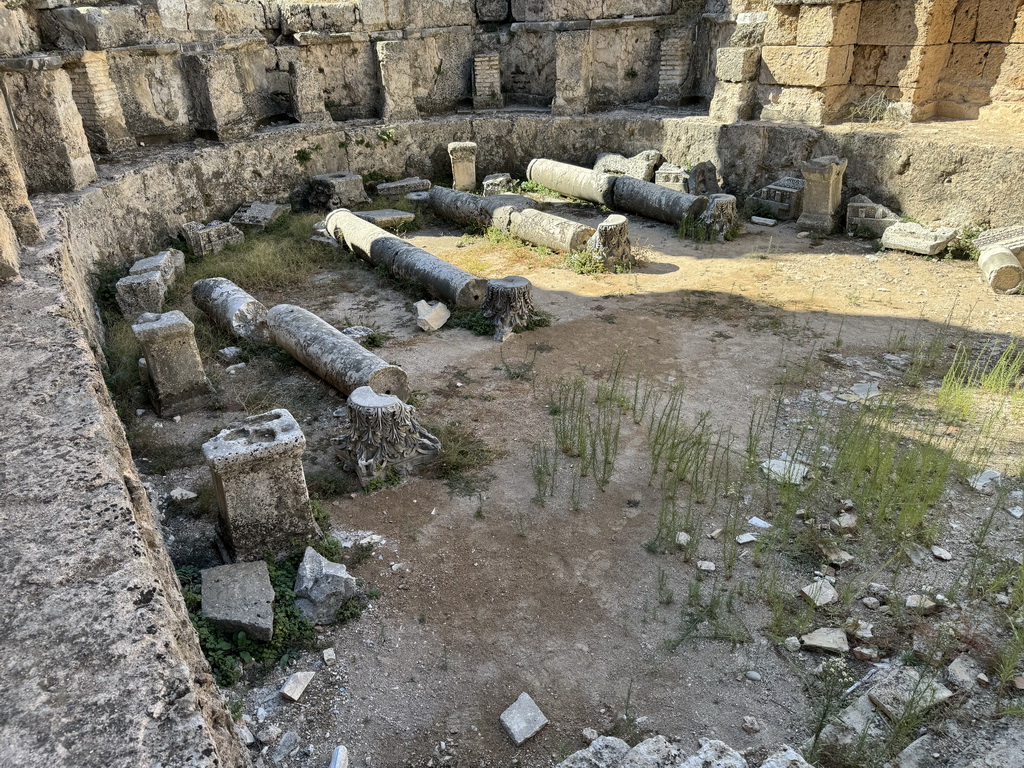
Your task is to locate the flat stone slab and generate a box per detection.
[353,209,415,229]
[500,692,548,745]
[801,627,849,654]
[230,201,289,232]
[868,667,952,721]
[376,177,431,196]
[801,578,838,607]
[201,560,275,642]
[280,670,315,702]
[881,222,956,256]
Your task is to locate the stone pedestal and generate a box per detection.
[132,311,213,416]
[699,194,738,239]
[482,275,534,342]
[797,155,847,232]
[586,214,632,270]
[334,386,441,488]
[448,142,478,192]
[376,41,418,121]
[551,30,592,116]
[182,220,245,256]
[202,408,322,561]
[307,172,369,210]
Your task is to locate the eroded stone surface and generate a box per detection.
[294,547,358,624]
[201,560,274,642]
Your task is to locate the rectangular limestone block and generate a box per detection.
[950,0,980,43]
[857,0,957,46]
[709,81,757,121]
[132,310,213,416]
[715,46,761,83]
[988,43,1024,100]
[759,84,848,124]
[764,5,800,46]
[116,272,167,321]
[797,2,862,47]
[941,43,1006,88]
[128,248,185,284]
[760,45,854,87]
[976,0,1019,43]
[850,44,951,88]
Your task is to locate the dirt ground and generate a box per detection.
[136,204,1024,768]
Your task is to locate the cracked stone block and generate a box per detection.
[229,201,288,232]
[293,546,358,624]
[128,248,185,285]
[500,692,547,745]
[375,177,431,196]
[593,150,662,182]
[182,220,244,257]
[415,300,450,332]
[483,173,513,196]
[868,667,953,721]
[308,172,370,210]
[132,310,213,415]
[200,560,274,642]
[881,222,956,256]
[116,272,167,321]
[801,627,849,653]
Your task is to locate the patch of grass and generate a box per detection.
[516,179,560,197]
[430,421,501,495]
[563,250,607,275]
[366,466,402,493]
[448,308,496,336]
[943,221,988,261]
[678,215,715,243]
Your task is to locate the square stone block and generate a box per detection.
[710,81,757,121]
[857,0,957,47]
[759,84,848,124]
[760,45,854,87]
[201,560,274,642]
[116,272,167,321]
[797,2,862,47]
[764,5,800,46]
[715,46,761,83]
[500,692,547,745]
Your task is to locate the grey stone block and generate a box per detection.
[116,272,167,321]
[201,560,275,642]
[293,546,358,624]
[500,692,547,745]
[881,222,956,256]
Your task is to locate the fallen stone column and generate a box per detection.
[202,408,322,561]
[482,276,534,342]
[333,386,441,488]
[326,208,488,308]
[509,209,595,253]
[427,186,535,232]
[979,246,1024,294]
[267,303,410,400]
[192,277,271,344]
[526,159,616,208]
[612,176,708,226]
[132,311,214,416]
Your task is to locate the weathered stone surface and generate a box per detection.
[376,40,418,121]
[201,560,275,642]
[202,408,322,561]
[759,746,813,768]
[483,173,513,195]
[230,202,288,232]
[0,208,18,281]
[555,735,630,768]
[266,303,410,399]
[868,667,953,721]
[760,45,854,88]
[415,300,450,332]
[280,671,315,702]
[308,172,369,210]
[293,547,358,623]
[329,745,350,768]
[655,163,688,191]
[686,161,720,196]
[473,53,503,109]
[801,627,849,653]
[132,311,213,416]
[500,692,548,745]
[751,177,805,220]
[700,194,738,238]
[801,578,839,607]
[353,209,415,229]
[527,158,617,207]
[334,385,441,486]
[974,225,1024,256]
[376,177,431,197]
[552,29,592,116]
[192,278,271,345]
[182,220,245,257]
[509,208,595,252]
[980,246,1024,294]
[482,275,534,341]
[128,248,185,285]
[116,272,167,321]
[716,46,761,83]
[946,653,982,691]
[881,222,956,255]
[614,176,708,226]
[593,150,662,182]
[709,81,757,122]
[476,0,508,22]
[448,141,478,192]
[847,194,900,236]
[678,739,747,768]
[428,186,535,231]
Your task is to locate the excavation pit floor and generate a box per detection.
[131,207,1024,768]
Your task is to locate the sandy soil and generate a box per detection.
[138,206,1024,768]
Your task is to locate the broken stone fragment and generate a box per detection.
[329,745,349,768]
[931,545,952,561]
[169,487,197,502]
[192,277,271,345]
[448,142,478,192]
[675,531,691,547]
[853,647,880,662]
[678,739,747,768]
[868,667,952,721]
[697,560,716,572]
[845,618,873,642]
[761,457,809,484]
[481,275,534,342]
[593,150,662,182]
[323,648,336,666]
[181,220,244,257]
[116,272,167,321]
[273,730,300,760]
[280,671,315,702]
[500,692,547,746]
[846,194,900,237]
[293,546,358,624]
[945,653,981,691]
[132,311,214,416]
[307,172,369,210]
[482,173,513,196]
[556,736,630,768]
[200,560,275,642]
[905,594,938,615]
[801,627,849,654]
[375,177,431,197]
[830,513,858,533]
[880,222,956,256]
[229,201,288,232]
[736,533,758,545]
[759,746,815,768]
[415,299,450,332]
[801,578,839,607]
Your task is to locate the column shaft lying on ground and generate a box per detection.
[979,246,1024,294]
[267,303,410,400]
[326,208,487,308]
[526,159,617,208]
[509,209,595,253]
[192,277,270,344]
[427,186,535,232]
[612,176,709,226]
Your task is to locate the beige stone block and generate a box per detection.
[1013,6,1024,43]
[797,2,862,47]
[857,0,957,46]
[716,46,761,83]
[760,45,854,87]
[990,43,1024,95]
[851,44,951,89]
[759,84,849,124]
[976,0,1020,43]
[950,0,979,43]
[942,43,1005,88]
[764,5,799,46]
[709,81,756,122]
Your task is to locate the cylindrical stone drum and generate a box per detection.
[509,209,595,253]
[526,158,617,208]
[191,277,271,344]
[612,176,709,226]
